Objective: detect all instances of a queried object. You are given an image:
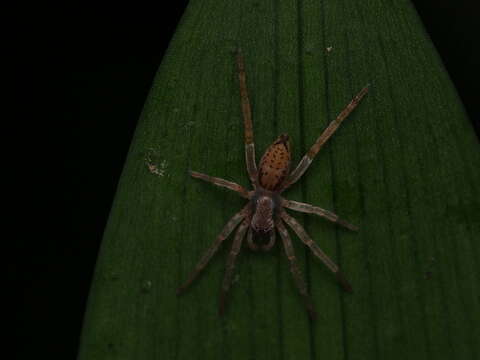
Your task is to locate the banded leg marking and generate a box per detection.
[282,84,369,191]
[276,218,317,319]
[280,210,352,292]
[281,198,358,231]
[177,204,250,294]
[236,49,257,184]
[219,218,249,315]
[190,171,251,199]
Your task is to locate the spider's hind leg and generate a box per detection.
[280,210,352,292]
[236,49,257,185]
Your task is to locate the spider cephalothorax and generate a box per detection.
[251,194,275,234]
[176,50,369,318]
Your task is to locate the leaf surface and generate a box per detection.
[78,1,480,359]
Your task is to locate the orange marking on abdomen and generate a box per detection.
[258,142,291,190]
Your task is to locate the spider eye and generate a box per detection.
[251,195,275,234]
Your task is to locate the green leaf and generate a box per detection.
[78,0,480,359]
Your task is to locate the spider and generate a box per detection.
[177,50,369,318]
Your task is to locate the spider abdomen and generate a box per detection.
[258,134,291,191]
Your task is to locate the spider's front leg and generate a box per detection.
[219,217,250,316]
[236,49,257,186]
[189,171,251,199]
[276,217,317,319]
[177,204,250,295]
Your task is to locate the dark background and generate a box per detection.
[13,1,477,359]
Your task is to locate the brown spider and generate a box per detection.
[177,50,369,318]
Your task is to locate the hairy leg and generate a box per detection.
[219,218,249,315]
[177,205,250,294]
[281,85,369,191]
[281,198,358,231]
[236,49,257,185]
[280,210,352,292]
[276,218,317,319]
[190,171,251,199]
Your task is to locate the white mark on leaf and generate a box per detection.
[146,151,168,177]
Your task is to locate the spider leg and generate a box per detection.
[281,198,358,231]
[280,210,352,292]
[276,218,317,319]
[236,49,257,185]
[177,205,250,295]
[281,85,369,192]
[190,171,251,199]
[219,218,249,316]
